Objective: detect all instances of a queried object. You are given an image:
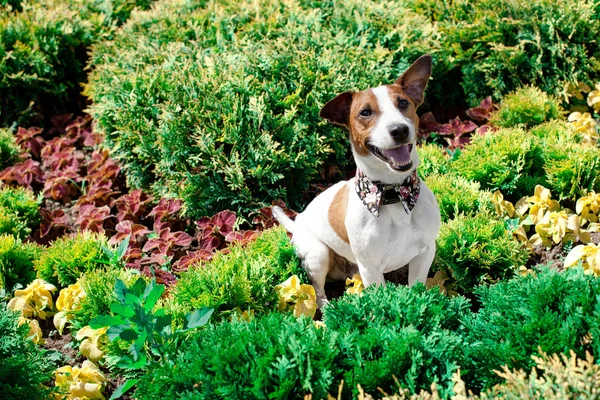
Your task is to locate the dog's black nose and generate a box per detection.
[389,124,410,141]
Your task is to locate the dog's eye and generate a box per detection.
[397,98,409,110]
[360,108,372,117]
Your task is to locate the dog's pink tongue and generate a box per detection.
[381,145,411,165]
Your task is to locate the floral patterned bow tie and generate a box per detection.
[355,169,421,217]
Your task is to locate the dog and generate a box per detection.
[273,55,441,307]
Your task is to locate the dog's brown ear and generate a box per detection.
[320,91,354,127]
[395,55,432,107]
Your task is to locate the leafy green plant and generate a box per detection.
[165,226,304,322]
[0,186,40,239]
[0,307,55,399]
[462,266,600,392]
[134,312,338,400]
[34,231,110,287]
[490,86,562,128]
[89,277,213,397]
[0,234,41,291]
[324,283,469,397]
[0,128,19,168]
[417,143,450,179]
[433,213,530,294]
[453,128,545,200]
[425,173,491,222]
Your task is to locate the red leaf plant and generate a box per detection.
[225,230,260,246]
[0,159,44,189]
[75,204,113,234]
[43,169,81,202]
[418,112,442,139]
[47,114,73,136]
[252,200,297,231]
[75,182,120,209]
[437,117,478,150]
[195,210,236,252]
[149,198,185,231]
[108,220,151,246]
[40,137,79,159]
[171,250,214,273]
[42,147,84,172]
[465,96,497,122]
[113,189,153,223]
[142,227,193,264]
[15,126,45,158]
[37,209,72,240]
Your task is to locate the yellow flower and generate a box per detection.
[425,270,458,297]
[7,279,57,320]
[568,111,598,144]
[491,190,516,219]
[576,191,600,224]
[18,316,44,345]
[55,361,107,400]
[564,243,600,276]
[566,81,591,101]
[54,282,86,334]
[75,326,108,363]
[511,225,533,251]
[275,275,318,318]
[232,307,254,322]
[517,266,534,277]
[313,321,326,329]
[529,210,588,248]
[588,83,600,113]
[345,274,365,295]
[520,185,560,225]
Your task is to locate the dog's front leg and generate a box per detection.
[408,243,436,285]
[357,261,385,287]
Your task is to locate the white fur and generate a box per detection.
[273,87,441,307]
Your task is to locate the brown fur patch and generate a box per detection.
[348,89,379,156]
[328,184,349,243]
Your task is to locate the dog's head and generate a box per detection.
[320,55,432,183]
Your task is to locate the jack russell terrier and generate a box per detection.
[273,55,441,306]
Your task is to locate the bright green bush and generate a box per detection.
[0,128,19,168]
[425,173,491,222]
[417,143,450,179]
[0,234,40,291]
[462,266,600,392]
[324,283,469,397]
[135,313,339,400]
[0,307,55,399]
[70,266,143,332]
[433,213,530,294]
[453,128,545,200]
[0,186,39,239]
[0,0,154,126]
[166,226,303,322]
[34,231,109,287]
[490,86,562,128]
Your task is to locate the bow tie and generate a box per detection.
[354,169,421,217]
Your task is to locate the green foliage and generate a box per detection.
[324,283,470,397]
[425,173,491,222]
[166,226,303,322]
[0,307,54,399]
[70,266,142,332]
[89,277,212,382]
[462,266,600,392]
[0,128,19,168]
[491,86,562,128]
[34,231,109,287]
[135,312,339,400]
[0,0,154,126]
[434,213,530,294]
[0,186,39,239]
[0,234,40,291]
[453,128,545,200]
[417,143,450,179]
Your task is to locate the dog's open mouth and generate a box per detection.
[367,143,413,171]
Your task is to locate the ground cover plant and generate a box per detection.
[0,0,599,398]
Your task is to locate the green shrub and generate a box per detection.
[324,283,469,397]
[425,173,491,222]
[0,307,55,399]
[453,128,545,200]
[0,186,39,239]
[462,266,600,392]
[490,86,562,128]
[0,234,40,291]
[34,231,109,287]
[0,128,19,168]
[135,313,338,400]
[433,213,530,294]
[0,0,154,126]
[70,266,143,332]
[417,143,450,179]
[166,226,303,322]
